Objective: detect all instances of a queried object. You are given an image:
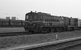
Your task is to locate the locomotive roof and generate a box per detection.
[25,11,78,19]
[26,11,58,17]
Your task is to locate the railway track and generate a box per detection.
[60,44,81,50]
[0,32,32,37]
[0,29,80,37]
[0,26,80,37]
[0,31,51,37]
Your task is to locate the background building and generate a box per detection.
[11,17,16,20]
[6,17,10,20]
[78,19,81,27]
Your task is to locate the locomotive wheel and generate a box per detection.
[24,28,29,32]
[50,28,56,32]
[67,27,74,31]
[41,27,50,33]
[60,27,64,32]
[55,27,63,32]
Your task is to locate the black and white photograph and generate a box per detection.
[0,0,81,50]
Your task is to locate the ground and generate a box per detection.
[0,27,81,49]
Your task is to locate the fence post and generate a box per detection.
[56,33,58,40]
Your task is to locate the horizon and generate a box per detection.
[0,0,81,20]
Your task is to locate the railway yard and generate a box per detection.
[1,11,81,50]
[0,27,81,50]
[0,0,81,49]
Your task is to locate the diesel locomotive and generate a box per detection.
[24,11,79,33]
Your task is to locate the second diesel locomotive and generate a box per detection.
[24,11,79,33]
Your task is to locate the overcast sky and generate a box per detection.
[0,0,81,20]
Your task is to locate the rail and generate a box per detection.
[0,32,30,37]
